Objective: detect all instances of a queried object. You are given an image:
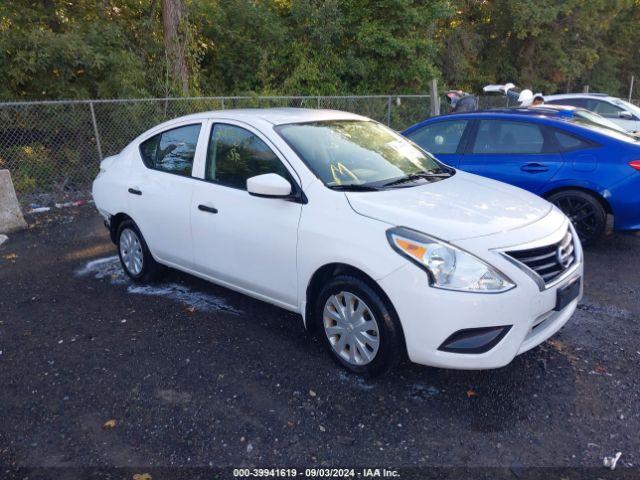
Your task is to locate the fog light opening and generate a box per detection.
[438,325,512,354]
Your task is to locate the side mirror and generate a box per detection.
[247,173,292,198]
[619,110,634,120]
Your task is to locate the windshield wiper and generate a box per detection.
[328,184,380,191]
[382,170,452,187]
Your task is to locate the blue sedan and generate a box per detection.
[403,107,640,244]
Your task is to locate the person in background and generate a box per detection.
[445,90,478,112]
[531,94,545,106]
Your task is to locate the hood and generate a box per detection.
[346,171,553,241]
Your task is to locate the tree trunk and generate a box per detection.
[162,0,189,95]
[518,37,536,88]
[43,0,61,32]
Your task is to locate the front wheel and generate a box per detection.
[547,190,606,246]
[314,275,404,376]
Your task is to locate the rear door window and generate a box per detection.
[405,120,469,154]
[472,120,545,154]
[139,124,201,176]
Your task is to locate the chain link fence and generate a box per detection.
[0,95,433,206]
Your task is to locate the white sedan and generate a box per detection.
[544,93,640,132]
[92,108,583,375]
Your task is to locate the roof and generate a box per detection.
[428,107,578,119]
[402,107,577,134]
[544,92,611,99]
[481,107,574,116]
[165,108,368,126]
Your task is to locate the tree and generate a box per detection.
[194,0,289,95]
[588,0,640,96]
[436,0,632,94]
[161,0,190,95]
[1,0,639,100]
[0,0,159,100]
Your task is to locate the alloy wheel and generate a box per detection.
[553,195,600,243]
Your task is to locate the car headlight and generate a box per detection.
[387,227,515,293]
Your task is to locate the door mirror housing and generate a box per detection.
[618,110,635,120]
[247,173,292,198]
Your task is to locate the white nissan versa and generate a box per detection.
[92,108,583,375]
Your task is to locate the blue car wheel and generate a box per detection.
[547,190,607,245]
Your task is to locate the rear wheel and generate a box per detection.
[314,275,403,376]
[116,219,161,282]
[547,190,606,245]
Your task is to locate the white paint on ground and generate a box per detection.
[578,298,634,320]
[28,207,51,214]
[411,383,441,398]
[76,255,241,315]
[75,255,125,283]
[128,282,241,315]
[337,370,375,391]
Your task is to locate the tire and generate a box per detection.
[116,219,162,282]
[314,275,403,376]
[547,190,606,246]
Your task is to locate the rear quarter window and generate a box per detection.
[140,135,160,167]
[551,129,592,151]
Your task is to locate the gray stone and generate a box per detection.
[0,170,27,234]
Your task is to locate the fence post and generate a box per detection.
[629,76,635,102]
[386,96,392,126]
[582,85,590,93]
[317,96,321,109]
[429,79,440,117]
[88,101,103,161]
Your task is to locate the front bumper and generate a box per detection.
[378,220,584,370]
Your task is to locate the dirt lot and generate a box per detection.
[0,205,639,473]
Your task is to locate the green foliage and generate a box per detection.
[0,1,158,100]
[0,0,638,100]
[438,0,638,96]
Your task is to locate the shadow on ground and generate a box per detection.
[0,206,638,468]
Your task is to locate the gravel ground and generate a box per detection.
[0,206,638,474]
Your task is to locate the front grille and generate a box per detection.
[505,230,575,284]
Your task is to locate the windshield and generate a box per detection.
[276,120,451,188]
[611,98,640,117]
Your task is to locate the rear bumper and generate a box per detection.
[608,174,640,231]
[97,210,117,243]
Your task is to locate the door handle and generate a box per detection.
[520,163,549,173]
[198,204,218,214]
[128,188,142,195]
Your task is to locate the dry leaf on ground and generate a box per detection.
[102,419,117,429]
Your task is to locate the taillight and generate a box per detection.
[630,160,640,171]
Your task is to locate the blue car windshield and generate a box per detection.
[276,120,452,188]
